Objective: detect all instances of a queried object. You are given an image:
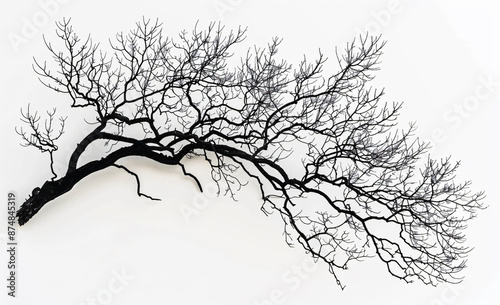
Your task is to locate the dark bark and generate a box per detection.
[18,144,143,225]
[17,136,284,225]
[16,19,485,288]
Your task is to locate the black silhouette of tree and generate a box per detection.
[16,18,485,288]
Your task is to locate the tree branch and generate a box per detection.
[16,19,485,288]
[112,164,161,201]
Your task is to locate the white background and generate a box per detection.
[1,0,499,304]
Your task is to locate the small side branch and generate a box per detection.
[178,162,203,192]
[16,105,66,180]
[112,164,161,201]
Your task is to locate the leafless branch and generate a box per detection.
[16,19,485,289]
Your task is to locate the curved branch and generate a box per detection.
[112,164,161,201]
[17,20,485,288]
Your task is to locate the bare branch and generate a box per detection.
[16,19,485,289]
[112,164,160,201]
